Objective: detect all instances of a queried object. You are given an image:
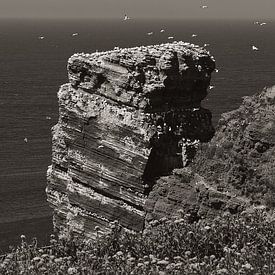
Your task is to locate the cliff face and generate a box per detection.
[145,86,275,222]
[46,42,215,237]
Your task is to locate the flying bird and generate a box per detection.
[254,21,267,26]
[147,32,153,36]
[252,45,259,51]
[191,34,198,37]
[160,29,165,33]
[123,14,130,21]
[201,5,208,9]
[38,36,45,40]
[72,33,79,36]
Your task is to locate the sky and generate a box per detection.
[0,0,275,20]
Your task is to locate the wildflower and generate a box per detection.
[217,268,229,274]
[242,263,253,270]
[116,251,123,256]
[54,258,63,263]
[210,255,215,260]
[185,251,191,257]
[67,267,77,274]
[32,257,41,262]
[174,219,184,224]
[204,225,211,231]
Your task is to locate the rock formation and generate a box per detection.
[145,86,275,222]
[46,42,216,238]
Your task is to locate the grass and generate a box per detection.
[1,210,275,274]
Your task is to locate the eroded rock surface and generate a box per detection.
[145,86,275,222]
[47,42,215,237]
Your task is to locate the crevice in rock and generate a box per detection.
[71,177,144,212]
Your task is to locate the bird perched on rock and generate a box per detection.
[252,45,259,51]
[209,85,215,90]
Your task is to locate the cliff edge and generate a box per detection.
[46,42,216,237]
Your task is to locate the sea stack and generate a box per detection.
[46,42,216,238]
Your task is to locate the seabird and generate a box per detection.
[209,85,215,90]
[38,36,45,40]
[72,33,79,36]
[252,45,259,51]
[201,5,208,9]
[260,22,267,26]
[204,43,210,47]
[215,68,219,73]
[147,32,153,36]
[24,137,28,143]
[160,29,165,33]
[168,36,174,40]
[123,14,130,21]
[46,116,52,120]
[192,34,198,37]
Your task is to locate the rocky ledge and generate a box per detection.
[46,42,216,237]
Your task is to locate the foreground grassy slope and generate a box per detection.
[1,210,275,274]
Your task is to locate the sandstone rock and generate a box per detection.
[47,42,215,237]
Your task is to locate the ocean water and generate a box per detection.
[0,18,275,252]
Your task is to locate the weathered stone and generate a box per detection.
[47,42,215,238]
[145,86,275,223]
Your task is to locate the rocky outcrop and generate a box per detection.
[145,86,275,222]
[192,85,275,206]
[46,42,216,237]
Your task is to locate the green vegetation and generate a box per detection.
[1,210,275,274]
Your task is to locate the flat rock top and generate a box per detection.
[68,41,214,69]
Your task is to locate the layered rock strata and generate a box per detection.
[145,86,275,222]
[46,42,215,237]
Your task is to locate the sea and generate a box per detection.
[0,18,275,253]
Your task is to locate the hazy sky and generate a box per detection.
[0,0,275,20]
